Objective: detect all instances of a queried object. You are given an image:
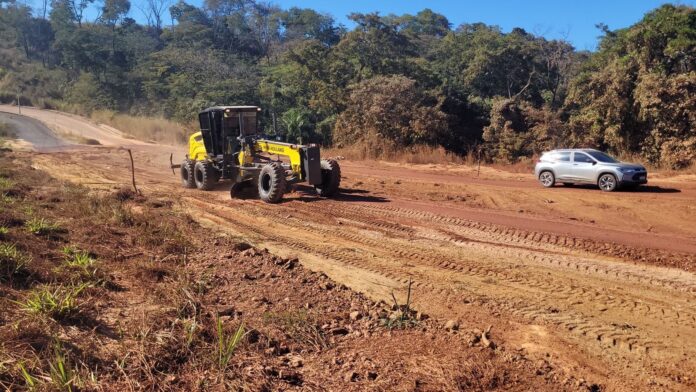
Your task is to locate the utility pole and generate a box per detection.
[16,91,21,115]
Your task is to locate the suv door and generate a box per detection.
[552,151,573,180]
[571,152,597,183]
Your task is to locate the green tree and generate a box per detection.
[67,72,115,111]
[565,4,696,167]
[281,107,309,143]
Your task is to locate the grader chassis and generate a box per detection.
[174,106,340,203]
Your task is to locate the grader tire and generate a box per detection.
[181,159,196,189]
[258,163,286,203]
[315,159,341,197]
[194,161,217,191]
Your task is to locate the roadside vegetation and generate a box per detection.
[0,2,693,168]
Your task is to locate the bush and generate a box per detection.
[483,98,567,162]
[334,75,448,152]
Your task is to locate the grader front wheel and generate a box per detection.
[315,159,341,197]
[258,163,286,203]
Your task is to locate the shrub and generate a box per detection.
[334,75,447,152]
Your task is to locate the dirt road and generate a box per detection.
[8,108,696,390]
[0,105,147,148]
[0,110,69,151]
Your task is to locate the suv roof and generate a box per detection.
[544,148,600,154]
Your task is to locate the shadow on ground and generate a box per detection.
[556,184,681,194]
[285,185,389,203]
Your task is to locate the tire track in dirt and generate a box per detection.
[182,193,696,377]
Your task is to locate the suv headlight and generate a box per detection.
[618,168,634,173]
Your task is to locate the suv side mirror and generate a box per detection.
[592,161,597,165]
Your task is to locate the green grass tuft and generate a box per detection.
[18,362,38,390]
[25,218,62,236]
[0,177,14,189]
[62,246,95,269]
[22,284,87,320]
[0,243,30,280]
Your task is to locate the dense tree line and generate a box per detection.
[0,1,694,167]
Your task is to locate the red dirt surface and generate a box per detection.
[0,152,576,391]
[4,107,696,390]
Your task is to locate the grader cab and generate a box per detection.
[176,106,340,203]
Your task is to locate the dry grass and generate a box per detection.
[0,122,15,139]
[326,142,473,165]
[55,131,101,146]
[489,156,537,173]
[90,110,190,145]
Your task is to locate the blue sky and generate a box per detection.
[268,0,692,50]
[66,0,695,51]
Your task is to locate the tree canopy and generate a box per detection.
[0,2,693,167]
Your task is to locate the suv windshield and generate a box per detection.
[586,151,619,163]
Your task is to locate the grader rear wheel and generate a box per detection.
[180,159,196,189]
[194,161,217,191]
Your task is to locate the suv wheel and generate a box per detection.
[598,173,617,192]
[539,171,555,188]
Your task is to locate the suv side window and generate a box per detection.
[574,152,594,163]
[555,152,571,162]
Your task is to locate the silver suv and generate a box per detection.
[534,149,647,192]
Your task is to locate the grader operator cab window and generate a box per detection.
[223,111,258,137]
[222,114,240,136]
[241,112,257,136]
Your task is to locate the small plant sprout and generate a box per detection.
[49,341,75,392]
[0,226,9,238]
[18,362,38,390]
[216,314,245,370]
[385,278,419,330]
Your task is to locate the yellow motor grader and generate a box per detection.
[173,106,340,203]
